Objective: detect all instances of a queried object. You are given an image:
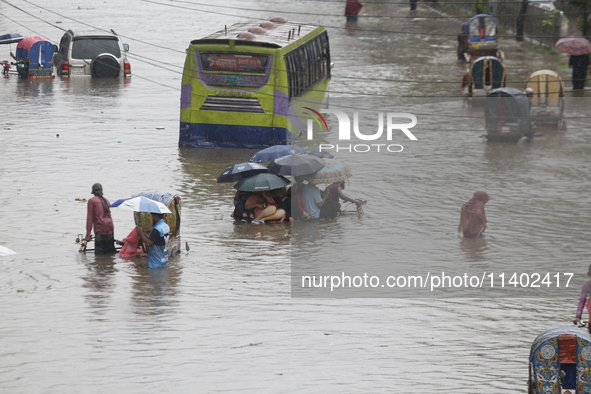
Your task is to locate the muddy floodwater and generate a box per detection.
[1,0,591,392]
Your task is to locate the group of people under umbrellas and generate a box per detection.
[217,145,365,224]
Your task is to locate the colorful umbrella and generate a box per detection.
[110,196,172,214]
[249,145,305,163]
[233,173,290,192]
[308,159,352,184]
[217,162,269,183]
[268,154,325,177]
[555,37,591,55]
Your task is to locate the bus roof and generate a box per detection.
[191,18,325,49]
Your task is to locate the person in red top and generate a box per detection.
[245,191,286,224]
[85,183,116,254]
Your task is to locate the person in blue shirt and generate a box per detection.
[136,213,170,268]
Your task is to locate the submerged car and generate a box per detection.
[53,29,131,78]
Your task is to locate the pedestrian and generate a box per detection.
[569,54,590,90]
[573,264,591,333]
[458,191,489,238]
[457,23,469,61]
[345,0,364,22]
[85,183,116,254]
[302,183,341,219]
[323,181,363,217]
[135,212,170,268]
[410,0,418,11]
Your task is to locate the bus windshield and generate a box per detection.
[199,52,268,74]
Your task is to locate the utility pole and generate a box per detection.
[516,0,529,41]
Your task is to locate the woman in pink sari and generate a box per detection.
[458,191,489,238]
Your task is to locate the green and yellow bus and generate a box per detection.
[179,17,331,148]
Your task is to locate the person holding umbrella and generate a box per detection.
[569,54,590,90]
[135,212,170,269]
[555,37,591,90]
[85,183,116,255]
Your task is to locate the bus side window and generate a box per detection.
[298,47,308,92]
[286,54,296,99]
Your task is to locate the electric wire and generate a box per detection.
[0,0,585,121]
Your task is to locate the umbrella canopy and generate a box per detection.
[233,173,290,192]
[0,33,24,45]
[110,196,172,214]
[268,154,325,177]
[308,159,352,184]
[555,37,591,55]
[217,162,269,183]
[249,145,305,163]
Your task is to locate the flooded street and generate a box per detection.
[1,0,591,392]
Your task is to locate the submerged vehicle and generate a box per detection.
[133,192,182,256]
[76,192,182,255]
[525,70,566,129]
[484,87,532,142]
[463,14,503,61]
[179,17,331,149]
[464,56,506,99]
[53,29,131,78]
[528,326,591,394]
[13,36,54,79]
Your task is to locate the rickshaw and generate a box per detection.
[525,70,566,129]
[464,56,506,99]
[461,14,504,62]
[528,326,591,394]
[484,87,533,142]
[133,192,182,256]
[76,192,182,255]
[13,36,54,79]
[1,33,24,76]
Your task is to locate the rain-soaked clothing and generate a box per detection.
[86,195,116,254]
[458,191,489,238]
[345,0,363,16]
[569,54,590,90]
[148,219,170,269]
[576,280,591,320]
[119,228,146,258]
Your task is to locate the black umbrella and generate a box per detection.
[217,162,269,183]
[268,154,325,177]
[233,173,290,192]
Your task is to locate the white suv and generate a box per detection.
[54,29,131,78]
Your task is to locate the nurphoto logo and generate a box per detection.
[305,108,418,153]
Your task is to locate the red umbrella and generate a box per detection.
[345,0,364,16]
[555,37,591,55]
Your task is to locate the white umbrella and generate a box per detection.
[110,196,172,214]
